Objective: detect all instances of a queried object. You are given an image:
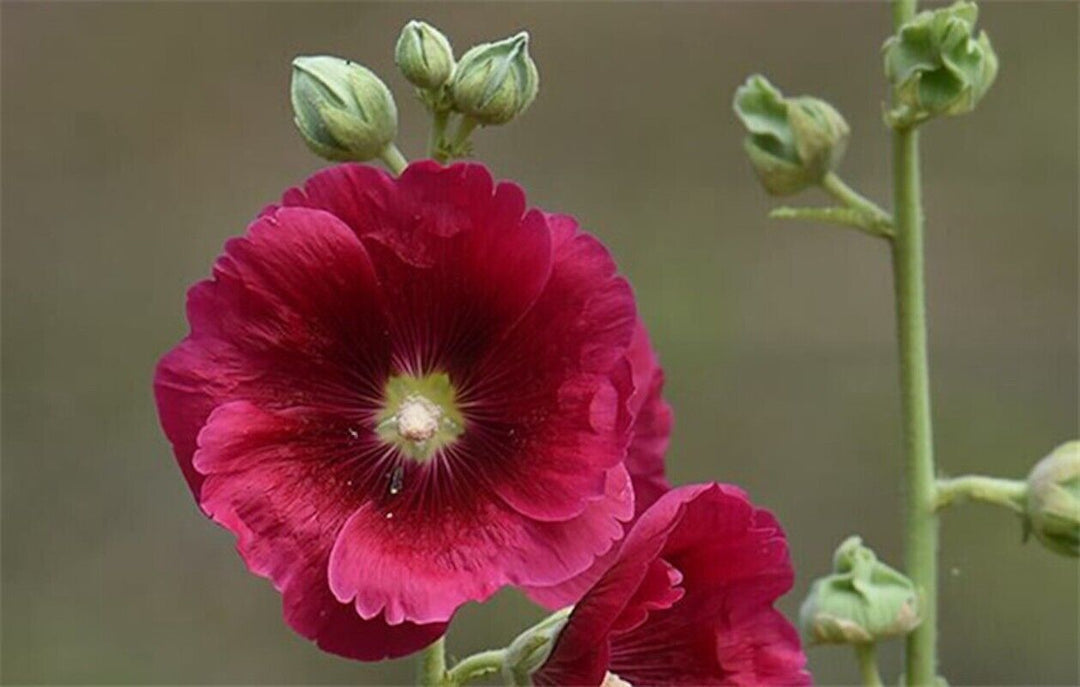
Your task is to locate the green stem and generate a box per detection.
[855,643,884,687]
[770,205,892,239]
[822,173,895,236]
[379,143,409,175]
[429,109,451,163]
[447,115,480,158]
[890,2,937,684]
[935,475,1028,513]
[445,649,506,686]
[417,638,447,687]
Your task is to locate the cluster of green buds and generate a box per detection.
[396,21,539,160]
[1024,441,1079,557]
[733,75,850,197]
[883,0,998,129]
[289,20,539,170]
[800,536,921,646]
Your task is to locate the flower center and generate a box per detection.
[376,372,464,462]
[395,394,442,442]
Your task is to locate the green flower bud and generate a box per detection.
[290,55,398,162]
[1025,441,1079,557]
[733,75,850,196]
[883,0,998,129]
[501,606,571,685]
[395,20,455,90]
[799,536,921,645]
[449,32,539,126]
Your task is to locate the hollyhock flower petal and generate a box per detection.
[194,401,447,660]
[524,319,673,608]
[155,162,651,658]
[624,322,674,514]
[534,484,811,686]
[154,207,391,495]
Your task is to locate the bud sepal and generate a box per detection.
[883,0,998,129]
[800,536,921,646]
[290,56,399,163]
[733,75,850,196]
[449,32,539,126]
[1025,441,1080,558]
[395,20,456,92]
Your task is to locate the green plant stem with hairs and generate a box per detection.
[417,638,447,686]
[379,143,409,175]
[890,1,939,684]
[429,109,451,163]
[935,475,1028,513]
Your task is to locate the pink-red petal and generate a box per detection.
[535,484,810,686]
[523,320,672,608]
[154,207,390,495]
[194,401,446,660]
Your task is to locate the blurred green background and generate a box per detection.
[2,2,1076,685]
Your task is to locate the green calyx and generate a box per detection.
[291,55,398,162]
[1025,441,1080,558]
[883,0,998,130]
[449,32,539,126]
[375,372,465,462]
[799,536,921,646]
[500,606,572,685]
[733,75,850,196]
[395,20,456,91]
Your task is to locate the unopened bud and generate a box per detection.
[733,75,850,196]
[290,56,398,162]
[449,32,539,126]
[395,20,455,91]
[1025,441,1079,558]
[799,536,921,645]
[502,606,571,684]
[883,0,998,129]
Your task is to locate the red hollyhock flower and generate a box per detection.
[153,162,671,660]
[534,483,811,686]
[525,320,673,608]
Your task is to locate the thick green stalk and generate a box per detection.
[893,125,937,687]
[891,2,937,684]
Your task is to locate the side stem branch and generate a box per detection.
[934,475,1028,513]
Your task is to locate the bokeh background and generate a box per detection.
[2,2,1076,685]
